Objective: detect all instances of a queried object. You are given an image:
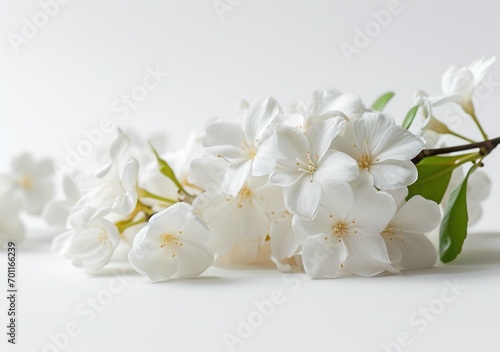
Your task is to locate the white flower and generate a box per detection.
[332,112,425,190]
[0,190,25,245]
[128,202,214,281]
[294,184,397,279]
[269,212,303,272]
[43,172,82,227]
[0,153,54,215]
[305,88,365,126]
[382,188,439,271]
[190,159,285,255]
[268,117,359,219]
[278,88,364,132]
[431,56,496,113]
[203,97,280,196]
[53,207,120,270]
[75,131,139,216]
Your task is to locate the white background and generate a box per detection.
[1,1,500,351]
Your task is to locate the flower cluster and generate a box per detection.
[1,57,495,281]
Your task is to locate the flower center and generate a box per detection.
[332,222,350,236]
[296,151,318,177]
[98,228,108,244]
[236,185,253,208]
[359,154,371,169]
[382,227,403,241]
[160,233,183,256]
[19,175,33,189]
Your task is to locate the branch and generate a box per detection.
[412,136,500,164]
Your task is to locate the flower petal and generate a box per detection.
[391,195,441,233]
[387,232,437,270]
[302,233,348,279]
[306,117,345,160]
[369,160,418,190]
[314,150,359,186]
[348,186,395,234]
[283,177,322,219]
[175,238,214,278]
[221,159,252,197]
[342,233,395,277]
[372,125,425,161]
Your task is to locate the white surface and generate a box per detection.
[1,0,500,351]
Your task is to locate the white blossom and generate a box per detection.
[431,56,496,114]
[203,97,280,196]
[75,131,139,216]
[382,188,440,270]
[294,184,397,279]
[269,118,359,219]
[128,202,214,281]
[190,159,285,256]
[332,112,425,190]
[0,153,54,215]
[52,207,120,270]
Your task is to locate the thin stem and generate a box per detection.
[412,136,500,164]
[138,187,178,204]
[116,217,146,233]
[447,130,477,144]
[467,108,488,140]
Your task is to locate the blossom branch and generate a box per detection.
[412,136,500,164]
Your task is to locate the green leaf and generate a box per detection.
[407,153,477,204]
[439,164,478,263]
[371,92,395,111]
[149,142,190,195]
[402,105,419,129]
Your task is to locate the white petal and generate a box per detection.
[372,125,425,161]
[293,206,335,242]
[252,132,280,176]
[203,122,246,159]
[386,187,409,209]
[188,159,226,190]
[283,177,322,219]
[318,183,354,223]
[342,233,395,277]
[369,160,418,190]
[128,247,178,282]
[306,117,345,160]
[269,166,303,187]
[314,150,359,186]
[242,97,280,141]
[443,66,474,97]
[386,232,437,270]
[302,234,347,279]
[221,159,252,197]
[270,217,300,260]
[175,238,214,278]
[348,186,395,234]
[275,125,309,161]
[353,112,395,152]
[391,196,441,233]
[468,56,496,86]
